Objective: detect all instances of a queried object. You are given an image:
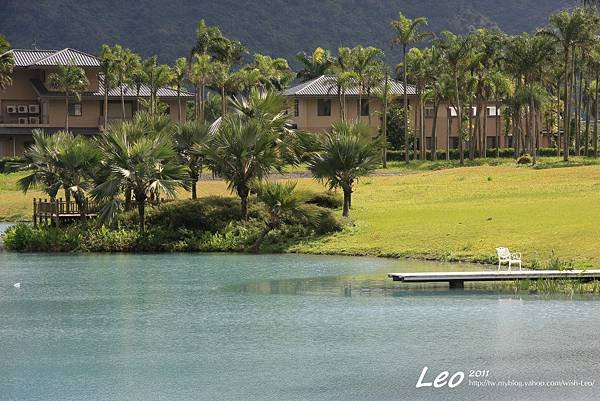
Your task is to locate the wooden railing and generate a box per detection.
[33,198,101,226]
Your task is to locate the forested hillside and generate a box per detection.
[0,0,575,63]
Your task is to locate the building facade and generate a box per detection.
[0,48,193,157]
[283,75,552,151]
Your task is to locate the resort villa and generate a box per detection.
[0,48,193,157]
[283,74,553,150]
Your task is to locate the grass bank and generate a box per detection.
[2,157,600,267]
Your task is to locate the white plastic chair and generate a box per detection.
[496,247,522,271]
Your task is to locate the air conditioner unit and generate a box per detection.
[28,104,40,114]
[6,105,17,114]
[17,105,28,113]
[29,116,40,124]
[18,117,28,124]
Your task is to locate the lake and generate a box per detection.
[1,252,599,400]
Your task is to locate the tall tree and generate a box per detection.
[296,48,332,81]
[0,34,14,91]
[189,53,213,122]
[172,57,188,123]
[110,45,139,120]
[99,45,117,128]
[391,12,433,163]
[538,8,599,160]
[47,61,90,131]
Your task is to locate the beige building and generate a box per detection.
[283,75,551,152]
[0,48,193,157]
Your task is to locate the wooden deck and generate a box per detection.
[388,270,600,289]
[33,198,100,226]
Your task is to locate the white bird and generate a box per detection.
[13,283,20,288]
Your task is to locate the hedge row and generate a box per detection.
[384,147,584,161]
[0,157,25,173]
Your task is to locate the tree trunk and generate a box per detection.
[121,75,126,120]
[482,102,487,158]
[240,190,249,221]
[556,81,561,157]
[342,188,352,217]
[403,45,409,164]
[564,50,570,161]
[495,102,500,158]
[530,97,536,165]
[420,92,425,160]
[585,94,591,157]
[64,95,69,131]
[595,69,599,158]
[137,196,146,232]
[446,108,450,161]
[103,78,109,129]
[177,87,182,123]
[191,177,198,200]
[431,99,439,161]
[200,84,205,122]
[382,72,389,168]
[249,225,272,253]
[221,86,226,117]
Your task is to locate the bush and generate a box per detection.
[0,157,25,173]
[516,154,532,164]
[299,190,343,209]
[144,196,266,232]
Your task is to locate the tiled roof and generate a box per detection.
[282,74,416,96]
[96,82,194,98]
[30,79,193,99]
[1,48,100,68]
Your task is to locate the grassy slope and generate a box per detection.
[2,160,599,266]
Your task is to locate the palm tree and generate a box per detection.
[47,61,90,131]
[202,115,281,220]
[143,57,173,117]
[249,181,304,252]
[436,31,473,165]
[93,114,188,231]
[400,47,429,159]
[351,46,385,127]
[15,130,100,212]
[172,57,188,123]
[244,54,294,91]
[391,12,433,163]
[538,8,599,160]
[307,121,380,217]
[99,45,117,128]
[211,61,235,116]
[0,34,14,91]
[327,47,358,122]
[110,45,139,120]
[189,53,213,121]
[588,43,600,157]
[173,121,210,199]
[296,48,332,81]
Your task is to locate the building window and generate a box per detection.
[317,99,331,116]
[449,137,460,149]
[294,99,299,117]
[360,99,369,116]
[68,102,82,117]
[487,136,497,149]
[448,107,457,117]
[487,106,500,117]
[425,137,433,150]
[424,107,435,118]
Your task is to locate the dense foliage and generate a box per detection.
[0,1,572,64]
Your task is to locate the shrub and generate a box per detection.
[145,196,266,232]
[299,190,343,209]
[0,157,25,173]
[516,154,532,164]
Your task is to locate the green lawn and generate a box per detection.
[2,158,600,267]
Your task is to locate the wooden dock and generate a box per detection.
[33,198,100,226]
[388,270,600,289]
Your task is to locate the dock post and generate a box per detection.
[33,198,37,227]
[449,280,464,289]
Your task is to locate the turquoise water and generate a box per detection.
[1,252,599,400]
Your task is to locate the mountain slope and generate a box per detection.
[0,0,575,64]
